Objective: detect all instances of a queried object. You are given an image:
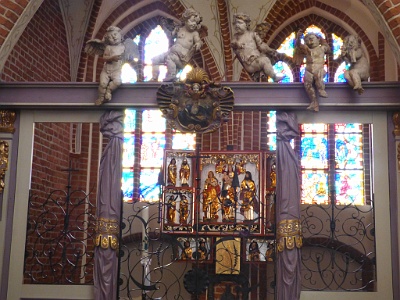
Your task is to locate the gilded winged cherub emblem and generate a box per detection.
[156,68,234,133]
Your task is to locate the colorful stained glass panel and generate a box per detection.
[267,111,276,132]
[270,61,293,82]
[122,169,134,201]
[268,134,277,151]
[335,170,364,205]
[121,63,137,83]
[140,133,165,167]
[301,134,328,169]
[142,110,166,132]
[124,109,136,132]
[301,170,329,204]
[144,25,169,64]
[335,123,363,133]
[277,32,296,57]
[332,33,343,59]
[334,62,349,83]
[301,123,327,133]
[304,25,325,39]
[335,133,363,169]
[140,168,161,201]
[123,134,135,168]
[172,133,196,150]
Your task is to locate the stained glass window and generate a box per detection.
[277,25,345,83]
[139,110,166,201]
[301,170,329,204]
[332,33,343,59]
[172,131,196,150]
[267,110,277,151]
[121,63,137,83]
[299,123,368,205]
[144,25,169,82]
[277,32,296,57]
[121,35,140,83]
[334,62,349,83]
[122,110,136,201]
[122,109,197,202]
[271,61,293,83]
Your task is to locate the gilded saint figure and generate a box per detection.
[166,195,176,223]
[167,158,177,186]
[240,171,256,220]
[179,194,189,224]
[202,171,221,221]
[248,240,261,261]
[180,158,190,187]
[221,165,236,221]
[181,240,192,260]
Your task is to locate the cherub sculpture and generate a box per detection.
[151,8,207,82]
[231,13,283,82]
[85,26,139,105]
[340,34,370,95]
[294,30,331,112]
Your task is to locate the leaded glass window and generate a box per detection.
[121,35,140,83]
[276,25,346,83]
[122,109,196,202]
[299,123,369,205]
[271,61,293,83]
[122,110,136,201]
[144,25,169,82]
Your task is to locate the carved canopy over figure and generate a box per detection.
[294,30,331,112]
[151,8,207,82]
[340,34,370,95]
[85,26,139,105]
[231,13,283,82]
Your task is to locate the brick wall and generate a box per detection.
[25,122,99,284]
[201,111,270,152]
[0,0,29,47]
[1,0,70,82]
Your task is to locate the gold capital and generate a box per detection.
[0,110,16,133]
[0,141,9,193]
[276,218,303,252]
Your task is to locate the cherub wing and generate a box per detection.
[160,17,179,38]
[293,39,306,66]
[122,39,139,63]
[84,39,106,57]
[254,22,271,41]
[198,25,208,39]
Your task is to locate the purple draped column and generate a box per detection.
[94,111,124,300]
[275,111,302,300]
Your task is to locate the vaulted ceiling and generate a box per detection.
[0,0,399,82]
